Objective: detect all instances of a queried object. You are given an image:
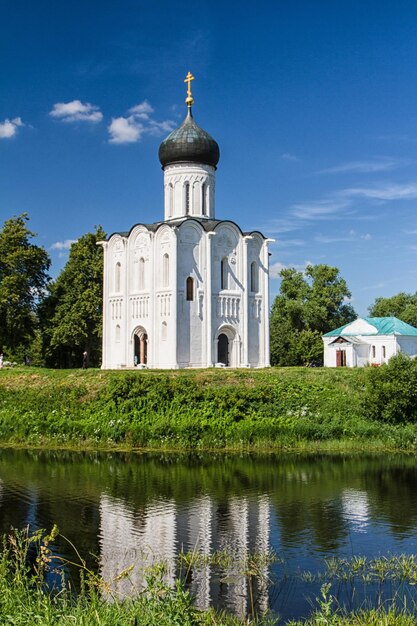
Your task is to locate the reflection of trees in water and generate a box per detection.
[1,449,417,569]
[364,465,417,535]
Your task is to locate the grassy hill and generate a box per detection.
[0,365,415,451]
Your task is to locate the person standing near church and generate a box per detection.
[82,351,88,369]
[0,354,3,369]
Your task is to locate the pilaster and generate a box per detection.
[242,236,253,367]
[206,232,215,366]
[262,239,274,367]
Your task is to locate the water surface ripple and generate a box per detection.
[1,449,417,620]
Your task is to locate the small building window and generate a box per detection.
[372,345,376,359]
[221,257,228,290]
[163,253,169,287]
[184,182,190,215]
[382,345,386,359]
[250,261,258,292]
[186,277,194,301]
[115,262,121,292]
[161,321,167,341]
[115,324,121,343]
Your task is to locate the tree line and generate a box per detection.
[0,214,104,367]
[0,213,413,368]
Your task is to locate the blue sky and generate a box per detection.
[2,1,417,315]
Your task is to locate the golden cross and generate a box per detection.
[184,71,195,106]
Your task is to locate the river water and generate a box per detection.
[1,448,417,621]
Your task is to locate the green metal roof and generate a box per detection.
[323,317,417,337]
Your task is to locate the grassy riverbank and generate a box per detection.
[0,365,417,451]
[2,527,417,625]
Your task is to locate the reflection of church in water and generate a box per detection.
[99,493,271,615]
[100,73,272,369]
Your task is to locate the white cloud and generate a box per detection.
[315,231,372,244]
[317,158,410,175]
[285,181,417,227]
[315,234,352,244]
[128,100,154,119]
[49,100,103,123]
[281,152,298,162]
[270,260,313,279]
[108,100,175,144]
[51,239,78,250]
[291,199,350,220]
[146,119,177,136]
[0,117,24,139]
[260,217,301,235]
[270,262,287,278]
[276,238,305,247]
[342,183,417,201]
[108,116,144,144]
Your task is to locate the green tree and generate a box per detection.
[363,353,417,423]
[40,226,106,368]
[270,264,356,366]
[369,292,417,327]
[0,214,50,356]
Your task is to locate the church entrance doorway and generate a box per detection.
[133,329,148,366]
[217,333,229,366]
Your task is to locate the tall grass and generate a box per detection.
[0,526,268,625]
[2,526,417,625]
[0,365,417,450]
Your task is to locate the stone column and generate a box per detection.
[172,227,178,368]
[262,239,274,367]
[242,236,253,367]
[206,233,215,367]
[150,233,156,368]
[121,237,128,367]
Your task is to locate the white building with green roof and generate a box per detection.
[322,317,417,367]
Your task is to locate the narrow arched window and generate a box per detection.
[168,183,174,217]
[382,345,386,359]
[115,324,121,343]
[115,262,121,292]
[250,261,258,292]
[163,253,169,287]
[221,257,228,290]
[186,277,194,301]
[138,257,145,290]
[184,182,190,215]
[161,321,167,341]
[372,345,376,358]
[201,183,206,216]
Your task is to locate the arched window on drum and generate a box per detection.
[184,182,190,215]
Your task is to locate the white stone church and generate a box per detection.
[100,75,272,369]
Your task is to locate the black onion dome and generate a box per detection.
[159,109,220,168]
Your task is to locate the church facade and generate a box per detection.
[100,75,272,369]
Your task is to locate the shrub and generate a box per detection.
[362,353,417,423]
